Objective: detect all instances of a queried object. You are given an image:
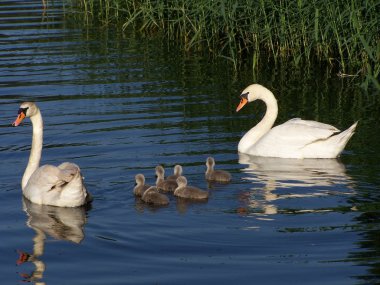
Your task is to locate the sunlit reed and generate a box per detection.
[67,0,380,90]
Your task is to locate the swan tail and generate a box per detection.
[331,121,358,156]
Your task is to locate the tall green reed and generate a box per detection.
[68,0,380,90]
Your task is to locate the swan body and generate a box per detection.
[13,102,91,207]
[133,174,151,197]
[141,186,169,206]
[174,176,209,200]
[155,165,178,192]
[236,84,358,159]
[205,157,231,183]
[166,165,183,181]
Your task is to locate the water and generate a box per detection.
[1,1,380,284]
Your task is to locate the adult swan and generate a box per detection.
[12,102,92,207]
[236,84,357,159]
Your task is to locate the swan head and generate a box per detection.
[12,102,39,126]
[236,84,273,112]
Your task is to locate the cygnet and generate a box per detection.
[174,176,208,200]
[205,157,231,183]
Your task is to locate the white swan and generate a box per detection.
[236,84,358,159]
[12,102,92,207]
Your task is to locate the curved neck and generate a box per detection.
[22,111,43,190]
[174,166,182,176]
[238,91,278,153]
[206,163,214,174]
[156,172,164,185]
[156,177,164,185]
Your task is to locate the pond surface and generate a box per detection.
[1,1,380,284]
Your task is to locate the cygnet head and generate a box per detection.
[135,174,145,185]
[236,84,274,112]
[155,165,165,178]
[173,165,183,175]
[176,176,188,187]
[13,102,40,126]
[206,157,215,169]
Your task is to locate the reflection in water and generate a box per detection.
[175,197,209,214]
[238,154,355,216]
[134,196,208,214]
[17,198,88,284]
[133,197,169,213]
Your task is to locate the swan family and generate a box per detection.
[12,84,356,207]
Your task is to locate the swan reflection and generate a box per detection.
[238,154,355,216]
[17,198,88,284]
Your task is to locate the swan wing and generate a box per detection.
[248,119,340,158]
[26,165,76,191]
[285,118,340,132]
[24,164,88,207]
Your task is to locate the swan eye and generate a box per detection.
[18,107,29,115]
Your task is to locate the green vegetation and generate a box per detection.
[68,0,380,90]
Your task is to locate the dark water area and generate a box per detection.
[1,1,380,284]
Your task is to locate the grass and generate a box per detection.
[67,0,380,90]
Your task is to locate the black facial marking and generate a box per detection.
[240,92,249,100]
[18,107,29,115]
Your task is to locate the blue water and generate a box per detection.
[1,1,380,284]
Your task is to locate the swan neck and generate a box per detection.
[238,90,278,153]
[260,93,278,131]
[22,111,43,190]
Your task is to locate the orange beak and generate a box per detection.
[236,97,248,112]
[12,112,26,127]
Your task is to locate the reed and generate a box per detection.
[68,0,380,90]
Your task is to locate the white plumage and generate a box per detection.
[13,102,91,207]
[236,84,357,159]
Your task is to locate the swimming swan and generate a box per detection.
[236,84,358,159]
[12,102,91,207]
